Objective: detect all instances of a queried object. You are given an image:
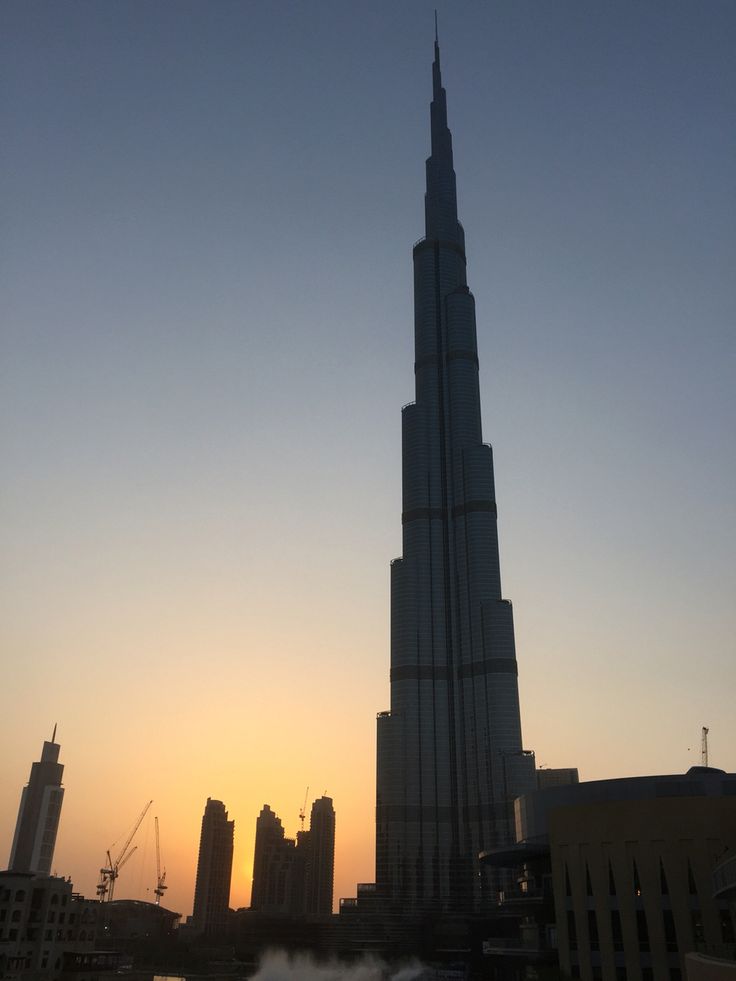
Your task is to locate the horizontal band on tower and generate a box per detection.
[412,236,466,260]
[402,499,497,524]
[452,499,497,518]
[391,658,518,682]
[402,507,444,524]
[414,349,479,372]
[377,802,510,822]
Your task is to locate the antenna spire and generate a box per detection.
[51,723,57,743]
[434,10,438,45]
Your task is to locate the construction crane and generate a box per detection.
[97,800,153,902]
[96,847,138,901]
[153,816,167,906]
[299,786,309,831]
[701,727,710,767]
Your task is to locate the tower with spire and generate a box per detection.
[8,728,65,876]
[375,34,536,912]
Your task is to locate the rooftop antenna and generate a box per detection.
[51,723,57,743]
[701,726,710,767]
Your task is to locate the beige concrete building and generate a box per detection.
[482,767,736,981]
[549,788,735,981]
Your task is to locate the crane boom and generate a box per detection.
[117,846,137,872]
[299,786,309,831]
[114,800,153,867]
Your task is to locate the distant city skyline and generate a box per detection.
[1,1,734,918]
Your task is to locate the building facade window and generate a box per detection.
[691,910,705,945]
[636,909,650,951]
[720,908,735,944]
[611,910,624,951]
[688,861,698,896]
[663,908,678,951]
[588,909,599,950]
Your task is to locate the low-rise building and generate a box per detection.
[0,871,97,977]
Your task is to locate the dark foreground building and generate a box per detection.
[191,797,234,936]
[375,34,535,914]
[0,871,99,978]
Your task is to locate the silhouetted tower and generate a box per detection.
[375,35,536,913]
[250,804,299,914]
[251,797,335,916]
[8,728,64,875]
[304,796,335,916]
[192,798,234,935]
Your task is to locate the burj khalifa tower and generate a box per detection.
[375,34,536,913]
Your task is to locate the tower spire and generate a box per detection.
[425,24,460,244]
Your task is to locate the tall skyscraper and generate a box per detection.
[192,798,234,935]
[375,36,536,913]
[8,728,64,875]
[304,796,335,916]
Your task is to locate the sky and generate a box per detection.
[1,0,734,918]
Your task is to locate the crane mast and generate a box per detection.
[154,816,167,905]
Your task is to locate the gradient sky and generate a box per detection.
[2,1,734,918]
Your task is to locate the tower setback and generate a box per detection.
[375,37,536,913]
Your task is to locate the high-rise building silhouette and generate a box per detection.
[192,798,234,935]
[304,796,335,916]
[8,728,64,875]
[251,804,299,914]
[375,36,536,913]
[251,797,335,917]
